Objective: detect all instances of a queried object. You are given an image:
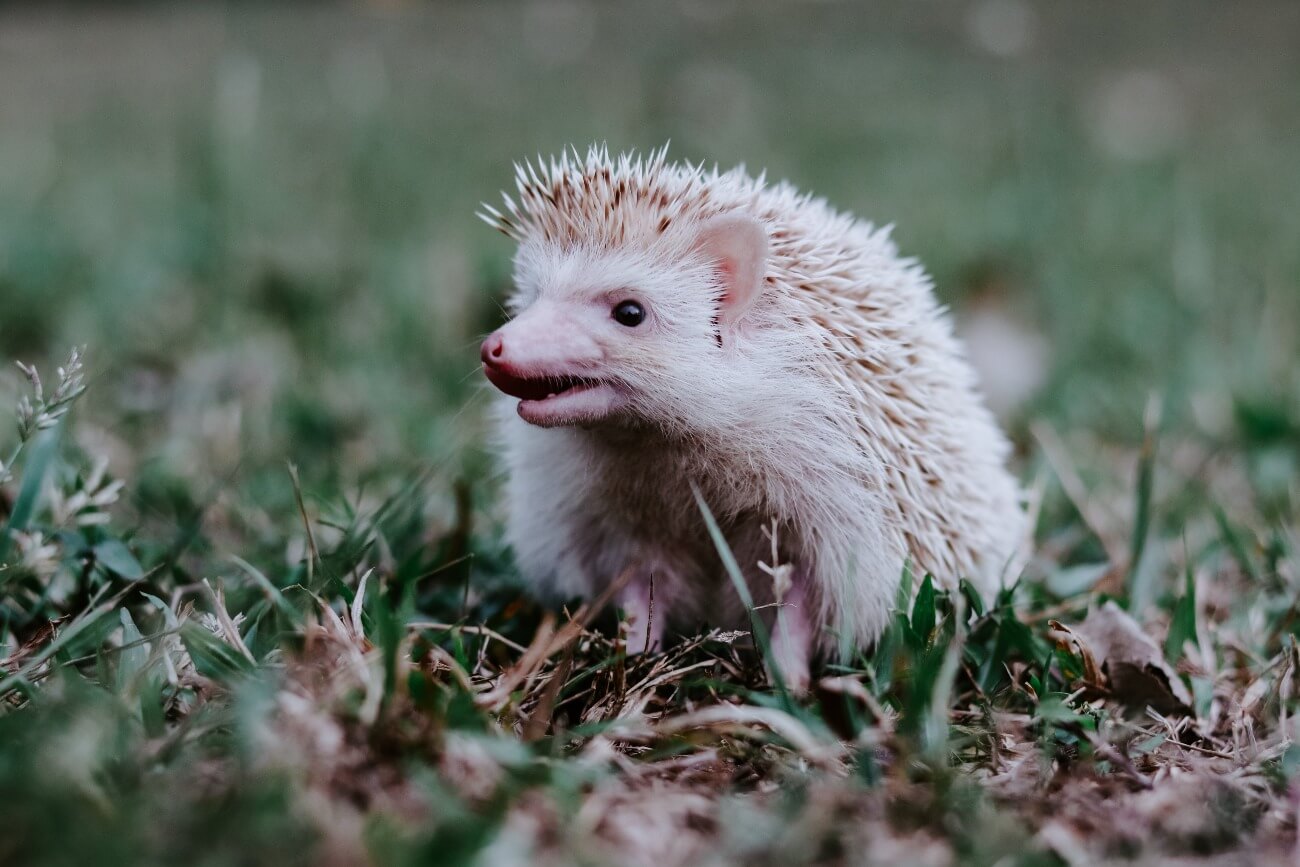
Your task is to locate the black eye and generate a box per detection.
[612,300,645,327]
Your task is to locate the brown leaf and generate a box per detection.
[1047,619,1106,693]
[1072,601,1192,716]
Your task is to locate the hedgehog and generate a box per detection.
[477,144,1026,690]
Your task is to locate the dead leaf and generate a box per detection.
[1047,619,1106,693]
[1072,601,1192,716]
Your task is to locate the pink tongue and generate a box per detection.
[483,366,564,401]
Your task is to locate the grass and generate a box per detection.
[1,3,1298,865]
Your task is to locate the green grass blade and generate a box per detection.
[1214,506,1261,584]
[912,574,937,643]
[0,427,59,567]
[923,599,966,763]
[1125,398,1159,608]
[690,483,790,708]
[1164,555,1197,663]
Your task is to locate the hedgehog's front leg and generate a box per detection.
[769,570,814,695]
[617,570,664,654]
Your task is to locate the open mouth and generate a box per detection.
[483,367,600,402]
[482,364,622,427]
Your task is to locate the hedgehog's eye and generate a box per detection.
[611,300,645,328]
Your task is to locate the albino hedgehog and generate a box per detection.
[478,145,1025,690]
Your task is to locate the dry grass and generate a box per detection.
[8,407,1291,865]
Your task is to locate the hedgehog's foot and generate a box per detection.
[618,572,664,654]
[770,576,813,695]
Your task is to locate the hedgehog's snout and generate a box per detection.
[479,301,629,428]
[480,332,505,366]
[481,302,606,374]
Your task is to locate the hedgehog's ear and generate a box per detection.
[695,213,768,334]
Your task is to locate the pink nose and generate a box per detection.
[481,332,505,367]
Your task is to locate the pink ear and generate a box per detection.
[695,213,768,330]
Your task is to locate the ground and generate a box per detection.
[1,3,1298,865]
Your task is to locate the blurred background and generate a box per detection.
[1,0,1297,513]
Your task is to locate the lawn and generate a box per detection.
[1,3,1298,865]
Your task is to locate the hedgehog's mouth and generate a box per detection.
[483,368,599,402]
[483,366,620,427]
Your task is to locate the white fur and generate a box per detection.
[480,145,1027,654]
